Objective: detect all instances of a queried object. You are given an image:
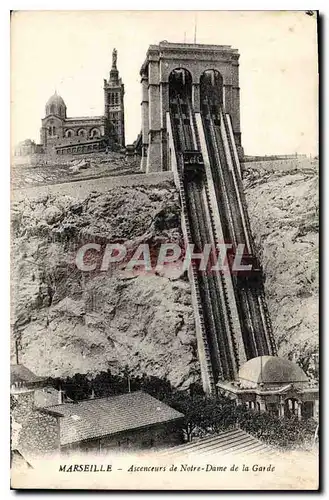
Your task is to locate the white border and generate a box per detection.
[2,2,326,498]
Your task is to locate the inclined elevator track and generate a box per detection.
[169,83,276,394]
[201,98,276,358]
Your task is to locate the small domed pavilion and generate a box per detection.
[217,356,319,420]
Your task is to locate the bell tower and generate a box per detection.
[104,48,125,147]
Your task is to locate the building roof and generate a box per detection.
[10,364,44,385]
[43,391,184,446]
[46,92,66,109]
[158,428,271,458]
[17,139,36,146]
[34,387,61,408]
[238,356,309,388]
[140,41,239,74]
[65,116,104,122]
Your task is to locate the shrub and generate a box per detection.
[235,405,318,449]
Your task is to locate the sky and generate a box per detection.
[11,10,318,156]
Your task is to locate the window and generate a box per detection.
[90,128,100,138]
[50,104,55,114]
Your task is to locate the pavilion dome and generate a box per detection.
[238,356,309,389]
[45,92,67,118]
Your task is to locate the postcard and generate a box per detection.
[10,10,319,490]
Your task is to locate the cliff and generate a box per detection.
[11,181,200,389]
[244,163,319,374]
[11,163,319,385]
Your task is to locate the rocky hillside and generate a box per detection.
[11,181,200,389]
[11,165,319,386]
[11,151,140,189]
[243,164,319,375]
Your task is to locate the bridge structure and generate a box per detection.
[140,42,277,396]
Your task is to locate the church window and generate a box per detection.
[48,126,56,136]
[90,128,100,138]
[50,104,55,114]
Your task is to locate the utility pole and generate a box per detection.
[15,339,19,364]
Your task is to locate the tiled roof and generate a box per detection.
[34,387,60,408]
[159,429,273,458]
[10,364,44,385]
[43,391,184,446]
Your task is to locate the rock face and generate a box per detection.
[11,182,200,389]
[243,165,319,374]
[11,165,319,386]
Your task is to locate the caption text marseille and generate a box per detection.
[58,463,275,473]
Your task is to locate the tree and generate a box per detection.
[164,392,213,442]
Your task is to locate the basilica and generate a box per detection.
[18,49,125,157]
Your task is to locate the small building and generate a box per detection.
[11,364,61,459]
[217,356,319,421]
[41,391,184,453]
[13,139,44,160]
[11,365,184,457]
[14,139,38,157]
[11,363,45,390]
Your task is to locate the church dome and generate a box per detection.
[45,92,67,118]
[238,356,308,388]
